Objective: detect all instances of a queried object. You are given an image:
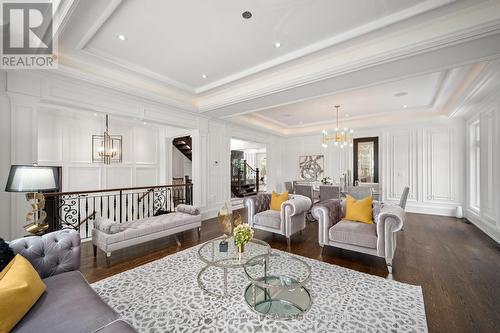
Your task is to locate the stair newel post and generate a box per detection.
[237,167,241,193]
[243,159,247,183]
[256,168,260,192]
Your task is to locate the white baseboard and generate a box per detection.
[383,200,458,217]
[465,210,500,244]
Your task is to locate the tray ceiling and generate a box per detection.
[79,0,451,93]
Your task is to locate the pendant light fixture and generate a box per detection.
[92,114,122,164]
[321,105,354,148]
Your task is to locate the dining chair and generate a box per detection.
[319,185,340,201]
[283,181,294,193]
[399,186,410,209]
[293,184,315,221]
[347,186,372,200]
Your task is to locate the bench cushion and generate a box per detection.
[329,220,377,249]
[254,210,281,229]
[99,213,199,246]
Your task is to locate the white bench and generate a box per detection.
[92,205,201,263]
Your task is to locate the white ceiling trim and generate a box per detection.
[79,47,195,92]
[194,0,454,93]
[231,63,488,134]
[448,60,500,118]
[68,0,454,95]
[75,0,123,50]
[197,2,500,112]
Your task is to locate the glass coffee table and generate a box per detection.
[243,252,312,318]
[197,236,271,298]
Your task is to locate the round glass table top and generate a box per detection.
[243,252,313,317]
[197,236,271,268]
[244,252,312,289]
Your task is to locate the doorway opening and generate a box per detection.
[230,138,266,198]
[172,135,192,185]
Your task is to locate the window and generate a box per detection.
[469,121,480,211]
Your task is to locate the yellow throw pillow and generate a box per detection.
[345,194,373,224]
[270,191,289,211]
[0,255,46,333]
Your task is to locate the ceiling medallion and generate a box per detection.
[321,105,354,149]
[92,114,122,164]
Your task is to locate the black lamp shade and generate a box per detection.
[5,165,59,192]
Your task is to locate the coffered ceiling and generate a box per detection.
[79,0,444,93]
[52,0,500,134]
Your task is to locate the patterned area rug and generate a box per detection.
[91,242,428,332]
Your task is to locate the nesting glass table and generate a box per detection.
[197,236,271,298]
[243,252,312,318]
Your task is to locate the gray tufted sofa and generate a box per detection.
[8,230,137,333]
[243,192,312,248]
[312,199,405,275]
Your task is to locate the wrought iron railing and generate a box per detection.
[44,184,193,239]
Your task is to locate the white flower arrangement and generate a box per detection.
[233,223,254,246]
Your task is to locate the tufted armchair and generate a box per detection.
[312,199,405,276]
[9,229,81,278]
[243,192,312,248]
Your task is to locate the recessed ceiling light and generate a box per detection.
[394,92,408,97]
[403,105,408,108]
[242,11,252,19]
[274,42,281,48]
[201,74,207,79]
[345,113,350,117]
[117,34,127,41]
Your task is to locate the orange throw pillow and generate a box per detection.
[345,194,373,224]
[270,191,289,211]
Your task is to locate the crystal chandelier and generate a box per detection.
[92,114,122,164]
[321,105,354,148]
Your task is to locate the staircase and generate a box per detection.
[231,151,259,198]
[173,136,192,161]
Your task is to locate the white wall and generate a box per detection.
[465,101,500,243]
[172,146,192,179]
[282,119,465,216]
[1,71,283,239]
[38,109,166,191]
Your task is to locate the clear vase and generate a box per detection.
[237,243,245,253]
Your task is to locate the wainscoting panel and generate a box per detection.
[480,109,496,224]
[385,129,418,202]
[136,167,158,187]
[134,126,159,165]
[423,127,455,203]
[37,112,63,164]
[106,166,133,189]
[66,166,102,191]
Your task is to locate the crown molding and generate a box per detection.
[54,57,197,112]
[194,0,454,93]
[449,60,500,118]
[197,2,500,112]
[68,0,453,94]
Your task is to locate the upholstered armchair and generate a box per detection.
[312,199,405,275]
[243,192,312,247]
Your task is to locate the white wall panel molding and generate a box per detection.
[0,72,12,238]
[423,127,455,203]
[385,129,418,202]
[283,120,464,217]
[464,98,500,243]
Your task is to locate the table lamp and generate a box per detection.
[5,165,59,235]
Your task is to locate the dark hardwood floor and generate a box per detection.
[80,211,500,333]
